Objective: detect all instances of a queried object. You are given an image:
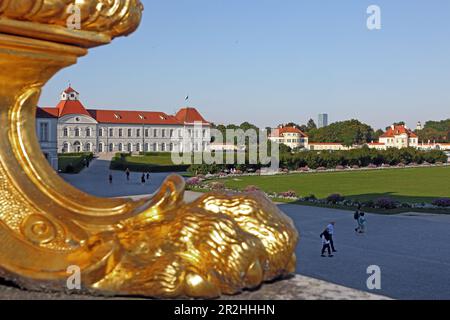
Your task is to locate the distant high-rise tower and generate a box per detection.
[416,121,423,131]
[318,113,328,128]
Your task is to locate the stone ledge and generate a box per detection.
[0,275,390,300]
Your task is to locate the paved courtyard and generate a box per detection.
[282,205,450,300]
[60,156,175,198]
[61,158,450,300]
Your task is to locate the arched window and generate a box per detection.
[169,143,174,152]
[128,143,132,152]
[73,141,81,153]
[98,143,103,153]
[136,143,141,152]
[152,143,157,152]
[145,143,149,152]
[118,143,123,152]
[161,143,166,152]
[63,143,69,153]
[85,143,91,152]
[109,143,114,152]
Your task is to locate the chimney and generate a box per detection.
[391,125,395,130]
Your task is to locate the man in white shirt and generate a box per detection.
[327,221,337,252]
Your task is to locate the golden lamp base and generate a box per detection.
[0,0,298,298]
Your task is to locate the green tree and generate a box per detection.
[307,119,317,131]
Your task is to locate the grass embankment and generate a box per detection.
[58,152,93,173]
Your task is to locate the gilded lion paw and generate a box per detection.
[92,189,298,298]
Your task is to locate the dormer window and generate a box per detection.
[139,114,145,120]
[114,113,121,119]
[159,115,166,120]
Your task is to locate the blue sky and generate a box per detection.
[40,0,450,130]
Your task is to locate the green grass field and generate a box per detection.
[216,166,450,203]
[123,154,175,166]
[110,153,191,172]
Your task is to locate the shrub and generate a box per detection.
[335,165,345,170]
[65,164,74,173]
[367,163,377,168]
[362,200,375,208]
[326,193,345,204]
[304,194,317,201]
[316,166,326,171]
[432,198,450,207]
[186,177,201,187]
[351,165,360,169]
[208,182,225,191]
[375,197,398,209]
[279,190,297,198]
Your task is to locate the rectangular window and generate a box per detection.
[154,129,158,137]
[109,128,114,137]
[119,129,123,137]
[170,129,174,138]
[137,129,140,137]
[99,128,103,137]
[145,129,149,137]
[162,129,165,138]
[128,129,132,137]
[39,123,49,142]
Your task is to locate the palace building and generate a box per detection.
[36,87,211,170]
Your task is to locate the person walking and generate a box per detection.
[146,171,150,181]
[125,168,130,181]
[320,228,333,257]
[141,173,146,185]
[357,212,367,234]
[354,205,361,232]
[327,221,337,252]
[108,172,113,184]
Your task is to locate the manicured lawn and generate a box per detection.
[216,166,450,203]
[123,154,175,166]
[110,153,191,172]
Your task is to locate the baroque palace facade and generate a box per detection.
[36,87,211,169]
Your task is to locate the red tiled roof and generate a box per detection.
[175,107,210,125]
[36,106,209,126]
[271,126,308,137]
[64,86,78,94]
[87,109,181,125]
[380,125,418,138]
[56,99,92,118]
[37,88,210,125]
